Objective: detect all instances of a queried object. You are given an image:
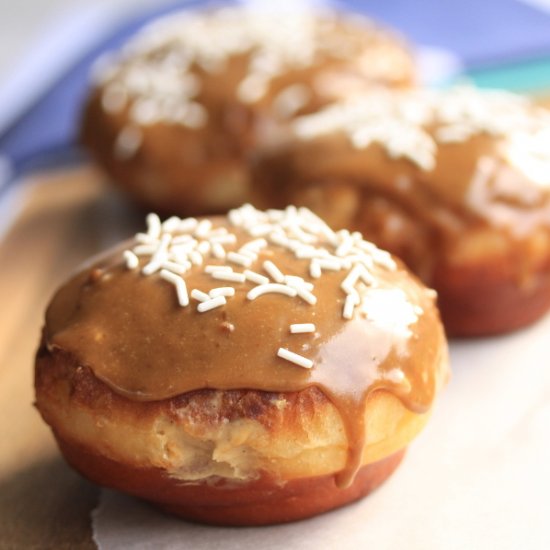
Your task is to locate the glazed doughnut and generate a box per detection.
[81,5,415,215]
[35,205,448,525]
[252,87,550,336]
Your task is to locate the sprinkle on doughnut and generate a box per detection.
[290,323,316,334]
[159,269,189,307]
[211,271,247,283]
[293,86,550,175]
[263,260,285,283]
[197,296,227,313]
[209,287,236,298]
[191,289,210,302]
[277,348,314,369]
[95,5,412,139]
[247,284,298,301]
[244,269,270,285]
[121,204,417,371]
[123,250,139,270]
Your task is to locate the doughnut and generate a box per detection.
[252,87,550,336]
[35,205,448,525]
[80,5,415,215]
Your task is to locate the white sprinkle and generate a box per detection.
[160,269,189,307]
[114,126,142,160]
[317,258,342,271]
[209,234,237,245]
[169,250,190,264]
[343,293,360,320]
[131,98,160,125]
[205,265,233,274]
[178,218,198,233]
[290,323,316,334]
[102,83,127,113]
[336,237,354,258]
[133,244,157,256]
[373,250,396,270]
[197,295,227,313]
[123,250,139,269]
[249,224,274,237]
[135,232,154,244]
[284,275,314,291]
[295,246,321,259]
[238,74,269,103]
[263,260,285,283]
[268,232,290,247]
[142,233,171,275]
[141,260,162,276]
[277,348,313,369]
[227,251,253,268]
[360,269,376,286]
[239,250,258,263]
[207,227,228,238]
[172,234,195,245]
[244,269,270,285]
[197,241,211,255]
[161,260,188,274]
[146,213,161,239]
[209,287,236,298]
[273,84,311,118]
[341,265,368,294]
[191,289,210,302]
[240,238,267,252]
[211,271,246,283]
[211,242,226,259]
[247,283,297,300]
[294,286,317,305]
[285,223,317,244]
[189,251,203,266]
[162,216,181,233]
[310,261,322,279]
[195,219,212,238]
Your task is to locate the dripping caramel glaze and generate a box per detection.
[44,222,447,488]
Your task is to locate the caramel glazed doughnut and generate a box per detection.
[80,4,415,215]
[252,87,550,336]
[35,205,448,526]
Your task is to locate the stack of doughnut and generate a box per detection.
[35,205,448,525]
[81,4,415,214]
[253,87,550,335]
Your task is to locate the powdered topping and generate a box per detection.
[121,205,423,370]
[293,86,550,177]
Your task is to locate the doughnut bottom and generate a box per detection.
[434,254,550,336]
[56,434,405,526]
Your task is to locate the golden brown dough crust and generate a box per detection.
[81,6,415,215]
[35,343,430,481]
[252,88,550,335]
[35,206,447,525]
[56,437,405,526]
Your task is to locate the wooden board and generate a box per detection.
[0,167,142,549]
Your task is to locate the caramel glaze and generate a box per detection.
[81,15,415,215]
[44,223,447,488]
[252,132,550,285]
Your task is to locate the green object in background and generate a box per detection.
[458,57,550,94]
